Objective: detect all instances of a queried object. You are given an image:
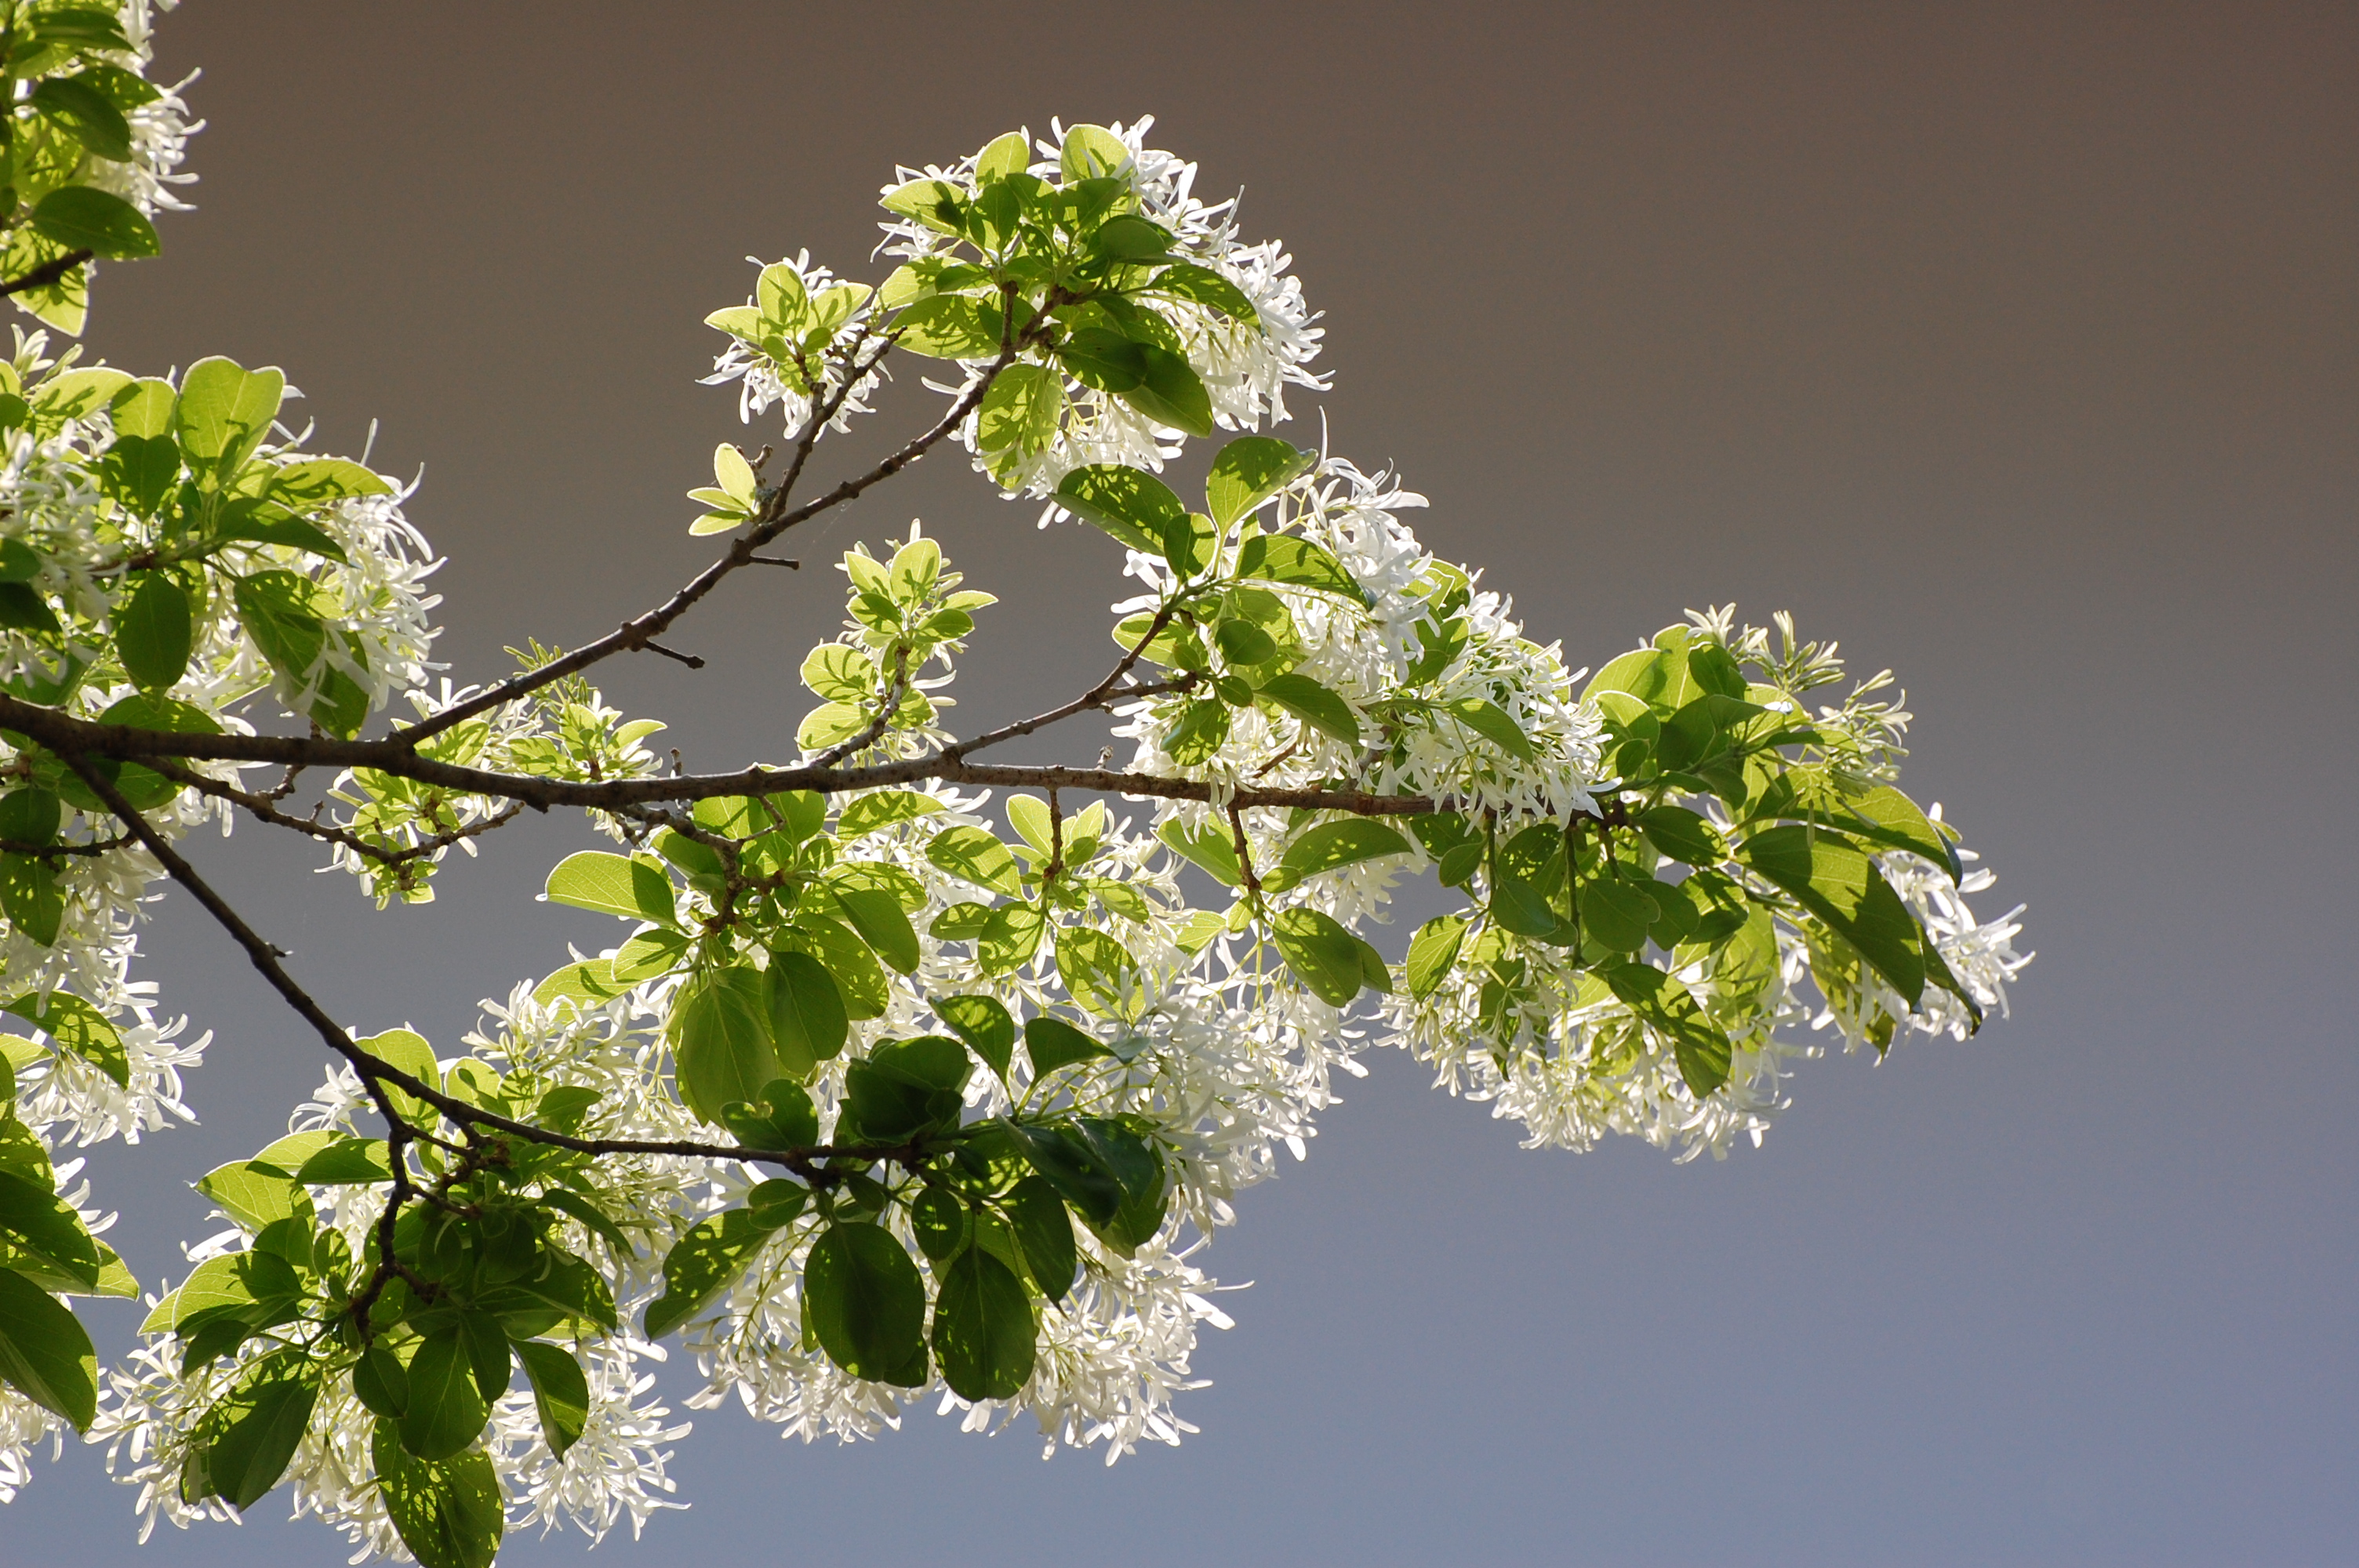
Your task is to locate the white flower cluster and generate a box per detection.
[700,249,888,442]
[875,118,1327,497]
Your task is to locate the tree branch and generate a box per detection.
[0,248,92,298]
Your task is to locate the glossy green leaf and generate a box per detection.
[0,1169,100,1287]
[781,915,890,1020]
[1054,464,1187,557]
[1444,697,1534,760]
[977,900,1046,975]
[1146,260,1259,319]
[1205,436,1315,526]
[173,357,284,469]
[2,992,127,1088]
[1603,963,1734,1096]
[292,1136,392,1185]
[1270,906,1370,1007]
[1578,879,1659,953]
[114,571,192,690]
[181,1349,318,1509]
[1236,533,1361,601]
[0,1267,96,1428]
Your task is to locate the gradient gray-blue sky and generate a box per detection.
[9,2,2353,1563]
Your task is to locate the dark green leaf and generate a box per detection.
[231,571,366,737]
[803,1222,929,1385]
[1002,1175,1078,1301]
[1146,260,1259,319]
[782,915,890,1020]
[1023,1014,1109,1077]
[0,852,62,947]
[1121,346,1216,437]
[513,1340,589,1460]
[1603,964,1735,1096]
[30,186,158,260]
[1005,1122,1123,1225]
[399,1326,488,1461]
[182,1350,318,1509]
[114,571,192,690]
[1578,879,1659,953]
[373,1423,503,1568]
[1443,698,1534,760]
[0,583,60,637]
[28,77,132,160]
[838,1036,970,1144]
[1637,805,1725,865]
[932,1246,1036,1400]
[1270,906,1369,1007]
[0,1267,96,1429]
[351,1345,407,1419]
[104,433,181,517]
[0,1170,100,1288]
[826,882,920,975]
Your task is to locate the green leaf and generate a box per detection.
[1070,1117,1168,1253]
[173,357,285,470]
[803,1222,929,1385]
[399,1325,489,1461]
[1603,964,1735,1097]
[351,1345,407,1420]
[669,965,781,1125]
[1205,436,1315,526]
[1055,927,1144,1022]
[1121,346,1215,437]
[210,501,352,561]
[826,880,921,975]
[611,927,691,983]
[28,76,131,160]
[1275,818,1411,887]
[975,362,1063,459]
[838,1036,969,1144]
[1054,464,1188,557]
[104,431,181,515]
[1739,825,1925,1007]
[108,377,175,438]
[0,852,61,947]
[30,185,158,260]
[543,851,678,926]
[1156,818,1242,887]
[936,994,1016,1081]
[1254,671,1361,747]
[530,960,625,1014]
[781,915,889,1020]
[1236,534,1363,601]
[1002,1174,1078,1301]
[1060,124,1131,180]
[763,949,848,1080]
[358,1027,441,1125]
[1444,698,1534,760]
[932,1245,1036,1401]
[891,293,1001,358]
[231,571,367,737]
[926,824,1022,897]
[1578,879,1659,953]
[1271,906,1372,1007]
[977,900,1046,975]
[1406,914,1468,999]
[0,1170,100,1288]
[511,1340,588,1461]
[373,1424,503,1568]
[1637,805,1725,865]
[0,788,60,849]
[1161,697,1231,764]
[1005,1123,1121,1225]
[292,1136,392,1185]
[836,789,944,840]
[114,571,192,689]
[1023,1015,1109,1077]
[266,458,391,508]
[1145,260,1259,319]
[181,1349,318,1509]
[0,539,41,583]
[2,993,126,1088]
[910,1186,965,1262]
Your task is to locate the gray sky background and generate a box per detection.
[9,2,2354,1563]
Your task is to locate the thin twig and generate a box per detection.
[0,248,92,299]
